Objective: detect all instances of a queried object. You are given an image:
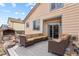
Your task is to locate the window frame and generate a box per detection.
[50,3,64,11]
[33,19,40,30]
[26,22,29,28]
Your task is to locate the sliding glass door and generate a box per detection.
[48,23,61,39]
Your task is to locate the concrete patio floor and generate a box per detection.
[8,40,57,56]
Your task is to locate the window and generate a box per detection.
[33,20,40,30]
[51,3,55,10]
[26,23,29,28]
[50,3,64,10]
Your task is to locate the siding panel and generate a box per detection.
[62,4,79,36]
[25,3,79,38]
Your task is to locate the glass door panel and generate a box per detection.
[53,24,59,39]
[48,23,60,39]
[48,25,53,38]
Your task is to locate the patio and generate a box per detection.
[7,40,57,56]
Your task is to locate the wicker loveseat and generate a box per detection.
[19,33,48,47]
[48,34,71,56]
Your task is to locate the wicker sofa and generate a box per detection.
[19,33,48,47]
[48,34,71,56]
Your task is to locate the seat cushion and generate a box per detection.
[27,35,47,41]
[27,38,35,41]
[33,36,47,40]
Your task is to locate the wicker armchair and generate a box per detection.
[48,34,71,55]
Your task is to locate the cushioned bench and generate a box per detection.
[19,33,48,47]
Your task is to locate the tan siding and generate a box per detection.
[62,4,79,36]
[13,23,24,31]
[43,18,61,36]
[8,20,24,31]
[25,3,49,34]
[27,4,49,20]
[8,21,13,28]
[25,3,79,38]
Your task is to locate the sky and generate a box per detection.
[0,3,35,26]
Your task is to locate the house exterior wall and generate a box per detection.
[8,21,24,31]
[13,22,24,31]
[8,20,13,28]
[25,3,79,38]
[25,3,49,34]
[43,17,61,36]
